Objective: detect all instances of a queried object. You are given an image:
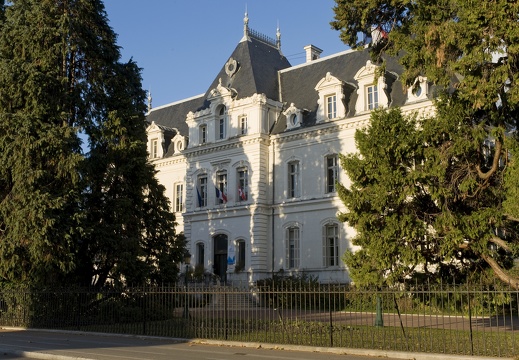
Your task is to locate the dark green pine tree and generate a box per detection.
[0,0,185,287]
[78,60,186,288]
[0,0,83,285]
[332,0,519,287]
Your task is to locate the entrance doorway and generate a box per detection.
[213,234,228,283]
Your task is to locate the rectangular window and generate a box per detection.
[288,161,300,198]
[240,116,247,135]
[326,94,337,119]
[216,171,227,204]
[151,139,158,158]
[367,85,379,110]
[236,240,246,271]
[219,118,226,139]
[197,175,207,207]
[237,167,248,201]
[286,227,300,269]
[196,243,205,267]
[200,125,207,144]
[174,183,184,212]
[326,155,338,193]
[323,224,339,267]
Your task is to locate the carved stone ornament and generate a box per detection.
[225,57,238,77]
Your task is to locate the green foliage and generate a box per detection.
[0,1,185,287]
[256,272,347,311]
[333,0,519,288]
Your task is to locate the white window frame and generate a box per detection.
[217,107,226,140]
[197,175,208,207]
[237,167,248,202]
[286,226,300,269]
[174,182,184,213]
[323,223,340,267]
[199,124,207,144]
[367,85,379,110]
[151,138,158,158]
[240,115,247,135]
[287,160,300,198]
[325,154,338,193]
[326,94,337,119]
[216,171,227,204]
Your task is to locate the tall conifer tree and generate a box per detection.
[0,0,184,287]
[333,0,519,287]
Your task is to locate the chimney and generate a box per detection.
[304,45,323,63]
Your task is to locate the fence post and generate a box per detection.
[329,287,333,347]
[374,295,384,327]
[467,282,473,356]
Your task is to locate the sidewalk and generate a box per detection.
[0,327,512,360]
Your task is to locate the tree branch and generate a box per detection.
[476,139,502,180]
[489,236,512,252]
[481,253,519,290]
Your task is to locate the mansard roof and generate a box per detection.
[271,48,406,135]
[203,35,291,104]
[146,32,290,136]
[146,95,204,136]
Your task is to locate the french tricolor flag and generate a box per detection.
[215,186,227,203]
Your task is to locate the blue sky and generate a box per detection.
[104,1,350,108]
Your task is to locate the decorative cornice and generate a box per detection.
[184,135,270,157]
[151,156,187,168]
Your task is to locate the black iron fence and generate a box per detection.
[0,282,518,357]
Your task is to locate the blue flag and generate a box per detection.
[196,187,203,207]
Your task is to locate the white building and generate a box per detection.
[146,15,434,284]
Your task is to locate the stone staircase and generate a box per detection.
[207,289,259,310]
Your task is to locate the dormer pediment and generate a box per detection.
[354,60,392,113]
[146,121,177,160]
[315,72,347,123]
[406,76,429,103]
[283,103,303,130]
[171,133,187,154]
[207,79,237,102]
[315,72,344,91]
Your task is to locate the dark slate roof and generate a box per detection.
[146,95,204,136]
[272,48,405,135]
[146,35,291,137]
[202,36,291,103]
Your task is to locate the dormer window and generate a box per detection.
[151,139,159,158]
[315,72,346,123]
[290,114,298,126]
[367,85,379,110]
[354,60,391,114]
[406,76,429,103]
[326,95,337,119]
[283,103,303,130]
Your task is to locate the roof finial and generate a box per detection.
[147,89,152,112]
[244,6,249,37]
[276,20,281,50]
